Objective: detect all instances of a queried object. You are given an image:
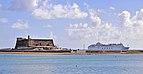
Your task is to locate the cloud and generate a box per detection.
[109,7,115,10]
[32,0,88,19]
[11,20,29,30]
[67,23,120,41]
[89,9,101,26]
[0,4,8,11]
[1,0,88,19]
[83,2,89,9]
[66,8,143,48]
[67,23,90,40]
[118,8,143,40]
[96,7,117,16]
[43,24,52,28]
[0,4,3,10]
[67,9,143,47]
[0,18,8,23]
[118,9,143,28]
[9,0,37,11]
[91,8,143,41]
[67,9,121,41]
[118,11,131,27]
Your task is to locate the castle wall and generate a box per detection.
[15,38,28,49]
[15,36,55,49]
[28,39,54,47]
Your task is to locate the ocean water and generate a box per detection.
[0,54,143,74]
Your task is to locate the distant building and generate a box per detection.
[15,35,56,50]
[88,42,129,52]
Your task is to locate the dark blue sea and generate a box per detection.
[0,54,143,74]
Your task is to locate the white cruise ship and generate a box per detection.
[88,42,129,51]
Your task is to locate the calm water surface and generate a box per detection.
[0,54,143,74]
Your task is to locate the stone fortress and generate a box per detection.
[15,35,57,50]
[0,35,131,54]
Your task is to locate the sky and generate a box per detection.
[0,0,143,49]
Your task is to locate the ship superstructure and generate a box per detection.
[88,42,129,51]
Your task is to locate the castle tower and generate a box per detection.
[28,35,30,39]
[27,35,31,47]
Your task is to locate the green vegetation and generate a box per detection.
[127,50,143,54]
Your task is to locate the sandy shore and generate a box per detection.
[0,50,143,55]
[0,51,72,55]
[0,48,143,55]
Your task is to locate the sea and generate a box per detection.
[0,54,143,74]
